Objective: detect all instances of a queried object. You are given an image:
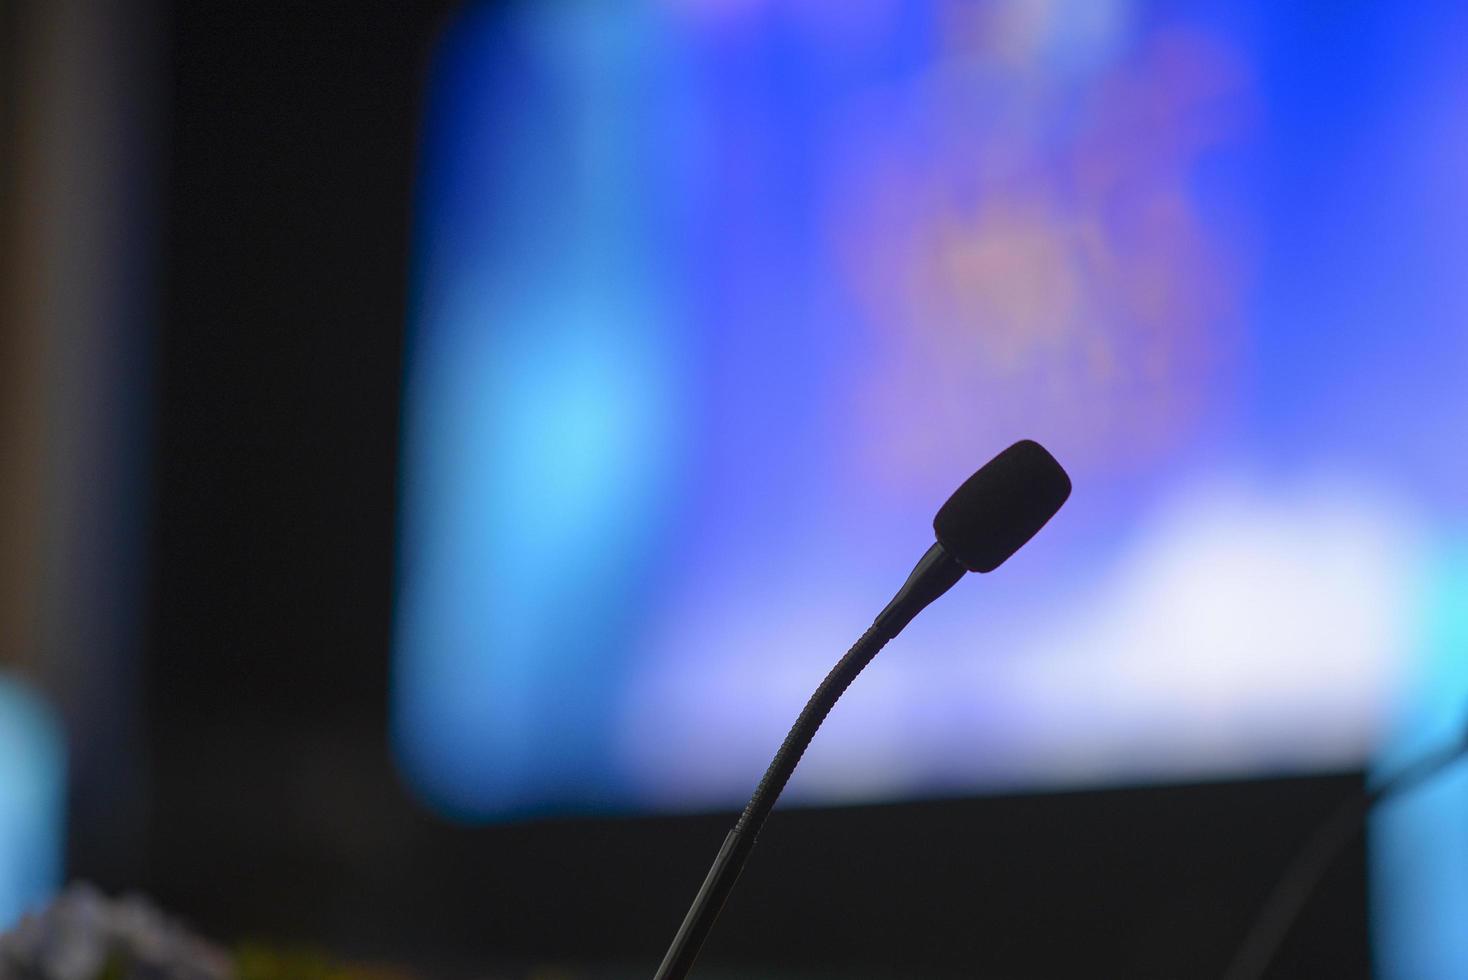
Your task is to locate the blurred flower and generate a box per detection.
[0,883,232,980]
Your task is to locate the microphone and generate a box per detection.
[652,439,1071,980]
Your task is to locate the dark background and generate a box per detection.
[98,2,1375,976]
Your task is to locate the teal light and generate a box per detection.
[0,673,65,928]
[392,2,687,818]
[1370,540,1468,979]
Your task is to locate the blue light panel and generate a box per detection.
[0,674,65,929]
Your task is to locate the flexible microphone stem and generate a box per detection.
[652,543,967,980]
[652,439,1070,979]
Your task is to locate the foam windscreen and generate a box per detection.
[933,440,1071,573]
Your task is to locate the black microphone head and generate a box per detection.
[933,439,1071,573]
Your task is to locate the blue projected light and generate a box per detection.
[396,19,1468,976]
[394,4,690,815]
[0,674,65,929]
[397,4,1468,968]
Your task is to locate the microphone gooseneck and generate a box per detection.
[652,546,962,980]
[652,440,1071,980]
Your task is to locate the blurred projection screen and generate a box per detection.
[393,0,1468,835]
